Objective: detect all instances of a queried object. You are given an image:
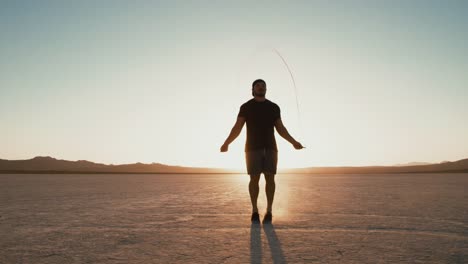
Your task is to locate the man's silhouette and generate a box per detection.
[220,79,304,223]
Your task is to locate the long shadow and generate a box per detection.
[263,224,287,264]
[250,223,262,264]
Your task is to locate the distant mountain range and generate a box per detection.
[282,159,468,174]
[0,156,223,174]
[1,156,468,174]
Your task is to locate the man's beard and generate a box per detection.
[253,91,266,97]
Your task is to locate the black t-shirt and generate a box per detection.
[237,98,281,152]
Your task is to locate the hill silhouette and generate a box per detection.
[0,156,467,174]
[283,159,468,174]
[0,156,224,174]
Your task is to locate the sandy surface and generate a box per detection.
[1,173,467,263]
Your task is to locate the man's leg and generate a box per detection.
[264,173,276,213]
[249,174,261,213]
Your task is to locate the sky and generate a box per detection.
[1,0,467,169]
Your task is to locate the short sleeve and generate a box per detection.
[237,104,247,118]
[273,104,281,121]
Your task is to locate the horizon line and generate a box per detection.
[1,155,467,169]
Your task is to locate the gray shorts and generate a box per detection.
[245,148,278,175]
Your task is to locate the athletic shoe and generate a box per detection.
[262,212,272,224]
[251,212,260,223]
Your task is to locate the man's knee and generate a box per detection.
[250,174,261,183]
[264,173,275,184]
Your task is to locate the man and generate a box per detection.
[220,79,304,224]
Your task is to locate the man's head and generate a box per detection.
[252,79,266,97]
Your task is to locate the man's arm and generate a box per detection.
[275,118,304,149]
[220,117,246,152]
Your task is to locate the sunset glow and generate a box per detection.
[1,1,467,168]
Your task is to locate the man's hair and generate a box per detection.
[252,79,266,96]
[252,79,266,88]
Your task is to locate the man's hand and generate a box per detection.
[220,117,245,153]
[293,141,305,150]
[220,143,229,152]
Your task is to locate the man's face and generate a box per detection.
[253,82,267,97]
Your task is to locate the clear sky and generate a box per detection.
[1,1,467,169]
